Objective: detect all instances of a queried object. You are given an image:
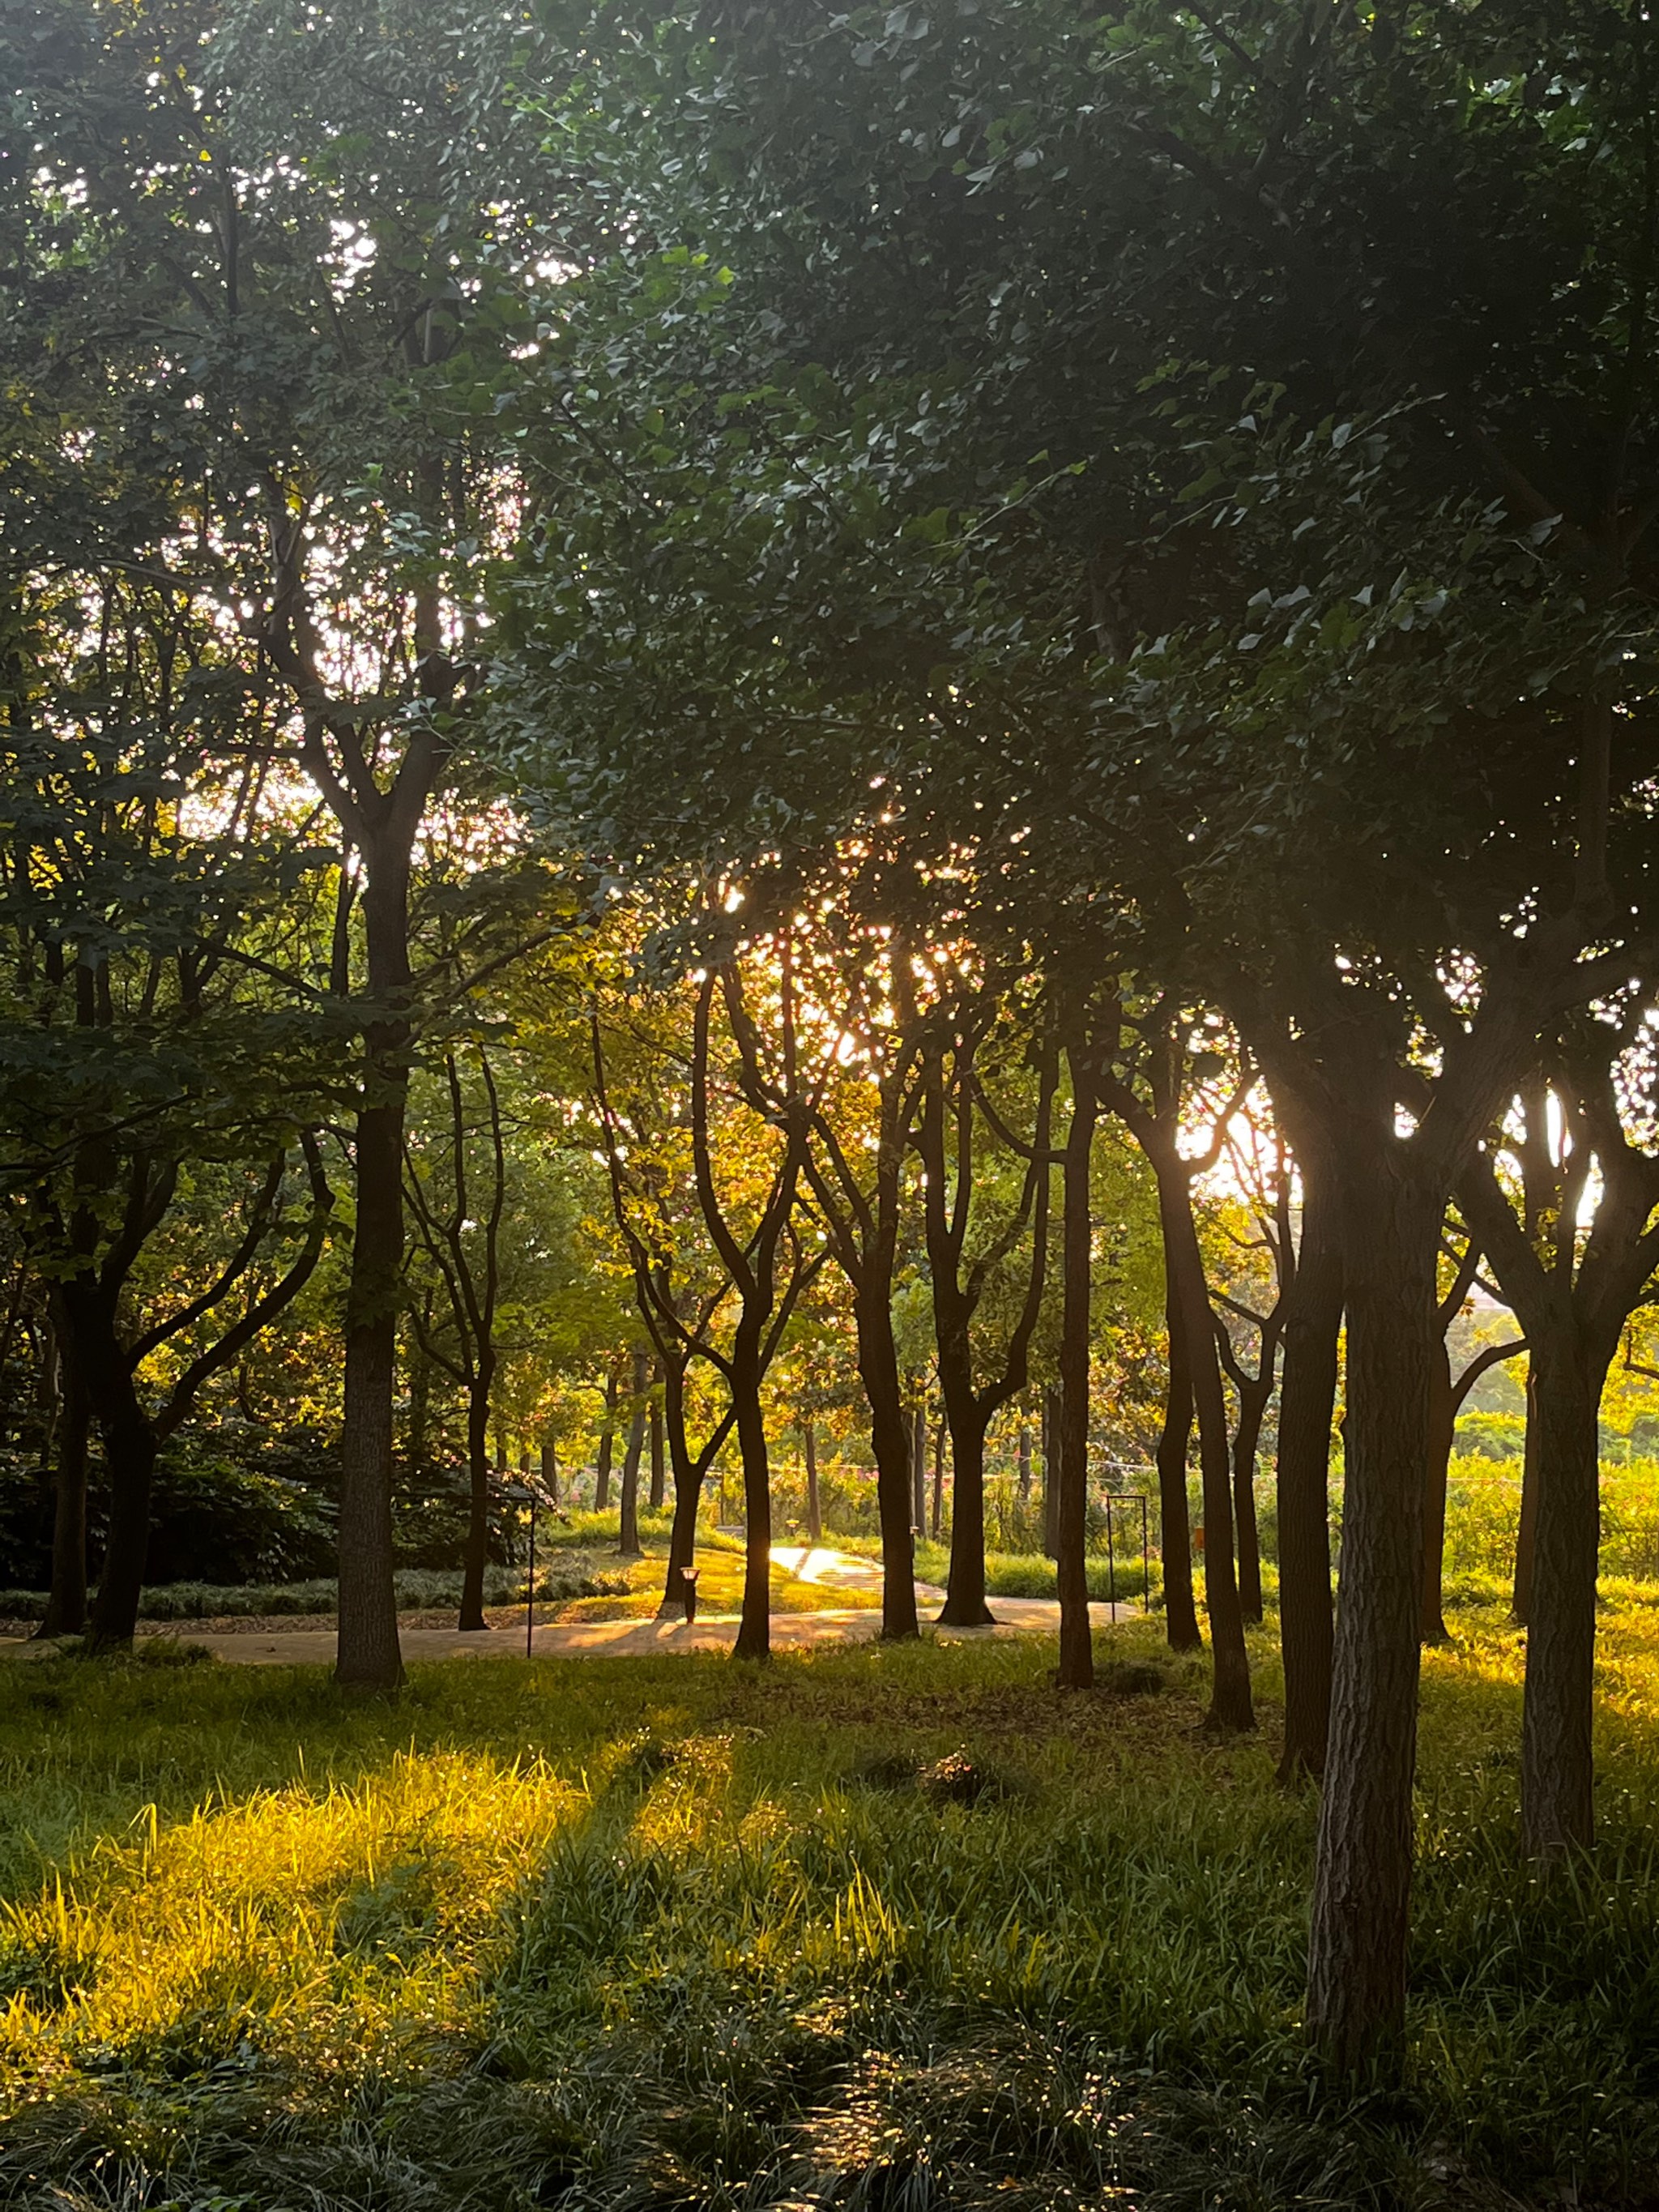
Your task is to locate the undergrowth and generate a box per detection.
[0,1607,1655,2208]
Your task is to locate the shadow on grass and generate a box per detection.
[0,1616,1656,2206]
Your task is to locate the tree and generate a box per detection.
[915,990,1055,1627]
[404,1049,509,1631]
[1100,1000,1256,1732]
[497,0,1659,2065]
[1055,1011,1104,1689]
[11,0,589,1688]
[797,915,929,1640]
[1459,1023,1659,1855]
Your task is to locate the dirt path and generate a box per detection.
[0,1548,1132,1668]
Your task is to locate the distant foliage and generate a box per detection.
[1455,1411,1527,1462]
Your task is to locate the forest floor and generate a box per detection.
[1,1597,1658,2209]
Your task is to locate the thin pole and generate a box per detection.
[1107,1492,1116,1611]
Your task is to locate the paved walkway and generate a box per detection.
[1,1548,1132,1668]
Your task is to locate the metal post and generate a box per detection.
[1106,1494,1116,1610]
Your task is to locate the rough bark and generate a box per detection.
[1056,1046,1100,1689]
[1273,1173,1341,1783]
[75,1291,158,1653]
[936,1402,992,1623]
[1156,1300,1202,1654]
[1305,1159,1441,2069]
[1521,1339,1601,1856]
[36,1327,88,1641]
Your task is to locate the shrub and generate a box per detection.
[0,1557,619,1624]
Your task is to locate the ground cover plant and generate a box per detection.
[0,1612,1655,2212]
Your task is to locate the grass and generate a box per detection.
[910,1540,1154,1605]
[0,1601,1657,2207]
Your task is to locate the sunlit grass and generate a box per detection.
[549,1538,882,1621]
[2,1599,1659,2206]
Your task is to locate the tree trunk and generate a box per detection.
[334,845,413,1694]
[731,1340,772,1659]
[658,1360,704,1610]
[542,1437,558,1505]
[648,1386,666,1511]
[458,1352,493,1631]
[1421,1340,1454,1645]
[857,1294,919,1640]
[595,1369,618,1511]
[936,1400,992,1625]
[1156,1300,1202,1653]
[1017,1420,1032,1501]
[72,1291,157,1652]
[1232,1381,1267,1627]
[1160,1176,1253,1732]
[911,1404,928,1531]
[1520,1334,1603,1857]
[618,1347,647,1557]
[1305,1158,1441,2070]
[1056,1053,1099,1689]
[36,1333,88,1640]
[1274,1172,1341,1783]
[803,1417,822,1544]
[1514,1362,1540,1623]
[335,1085,406,1689]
